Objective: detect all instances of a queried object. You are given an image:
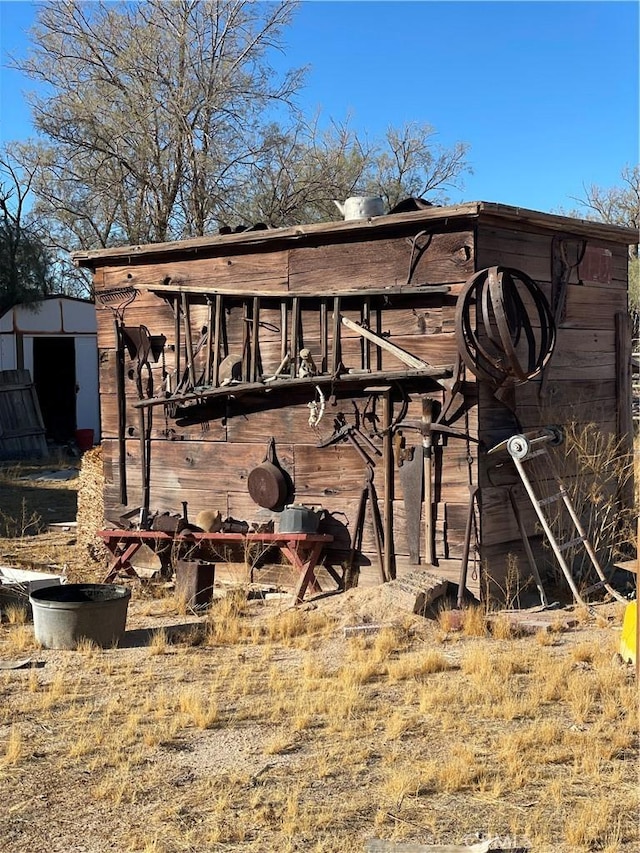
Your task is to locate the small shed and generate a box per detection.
[0,296,100,445]
[74,201,638,603]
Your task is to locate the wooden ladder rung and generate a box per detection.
[538,491,564,507]
[523,448,549,461]
[557,535,587,552]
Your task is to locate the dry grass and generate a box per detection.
[0,460,637,852]
[1,588,637,853]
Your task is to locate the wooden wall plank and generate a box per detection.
[289,231,475,291]
[101,250,290,293]
[476,226,629,290]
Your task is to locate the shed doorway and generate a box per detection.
[33,337,76,442]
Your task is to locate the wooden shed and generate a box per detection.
[74,201,638,604]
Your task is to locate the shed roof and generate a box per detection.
[73,201,639,270]
[0,296,96,335]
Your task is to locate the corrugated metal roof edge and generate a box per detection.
[72,201,639,269]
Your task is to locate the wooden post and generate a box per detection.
[320,299,328,373]
[212,294,222,387]
[280,300,288,363]
[251,296,260,382]
[241,299,250,381]
[331,297,342,375]
[174,295,181,387]
[362,298,371,370]
[291,297,300,377]
[422,396,435,566]
[616,311,634,512]
[205,297,214,385]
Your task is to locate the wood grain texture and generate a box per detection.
[92,212,633,602]
[288,231,475,291]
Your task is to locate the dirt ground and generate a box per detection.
[0,461,638,853]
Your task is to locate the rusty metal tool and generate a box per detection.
[400,404,479,566]
[212,294,223,387]
[396,433,422,564]
[347,465,388,584]
[316,421,375,466]
[181,292,197,391]
[95,286,137,506]
[316,410,382,467]
[457,485,480,607]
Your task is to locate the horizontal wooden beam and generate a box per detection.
[132,366,454,410]
[133,283,452,299]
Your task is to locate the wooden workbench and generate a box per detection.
[97,529,336,604]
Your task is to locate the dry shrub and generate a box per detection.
[543,421,635,581]
[2,725,23,766]
[76,445,108,564]
[461,604,488,637]
[490,613,520,640]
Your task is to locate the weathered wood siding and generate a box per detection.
[475,223,631,596]
[95,221,478,588]
[84,204,635,599]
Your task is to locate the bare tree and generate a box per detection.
[572,165,639,255]
[570,165,640,322]
[11,0,471,253]
[13,0,304,246]
[367,122,471,210]
[0,152,55,313]
[228,118,471,227]
[233,117,372,226]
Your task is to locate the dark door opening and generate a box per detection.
[33,337,76,442]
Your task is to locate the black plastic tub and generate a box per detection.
[29,583,131,649]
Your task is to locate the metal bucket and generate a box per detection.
[75,429,95,451]
[29,583,131,649]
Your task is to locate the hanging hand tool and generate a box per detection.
[422,398,437,565]
[316,408,382,467]
[181,292,197,391]
[396,432,422,564]
[399,404,479,566]
[457,485,480,607]
[347,465,388,584]
[95,286,137,506]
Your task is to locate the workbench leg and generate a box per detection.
[103,542,143,583]
[282,543,324,605]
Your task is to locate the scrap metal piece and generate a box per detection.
[455,266,556,399]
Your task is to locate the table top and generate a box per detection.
[97,529,333,543]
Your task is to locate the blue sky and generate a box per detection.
[1,0,638,214]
